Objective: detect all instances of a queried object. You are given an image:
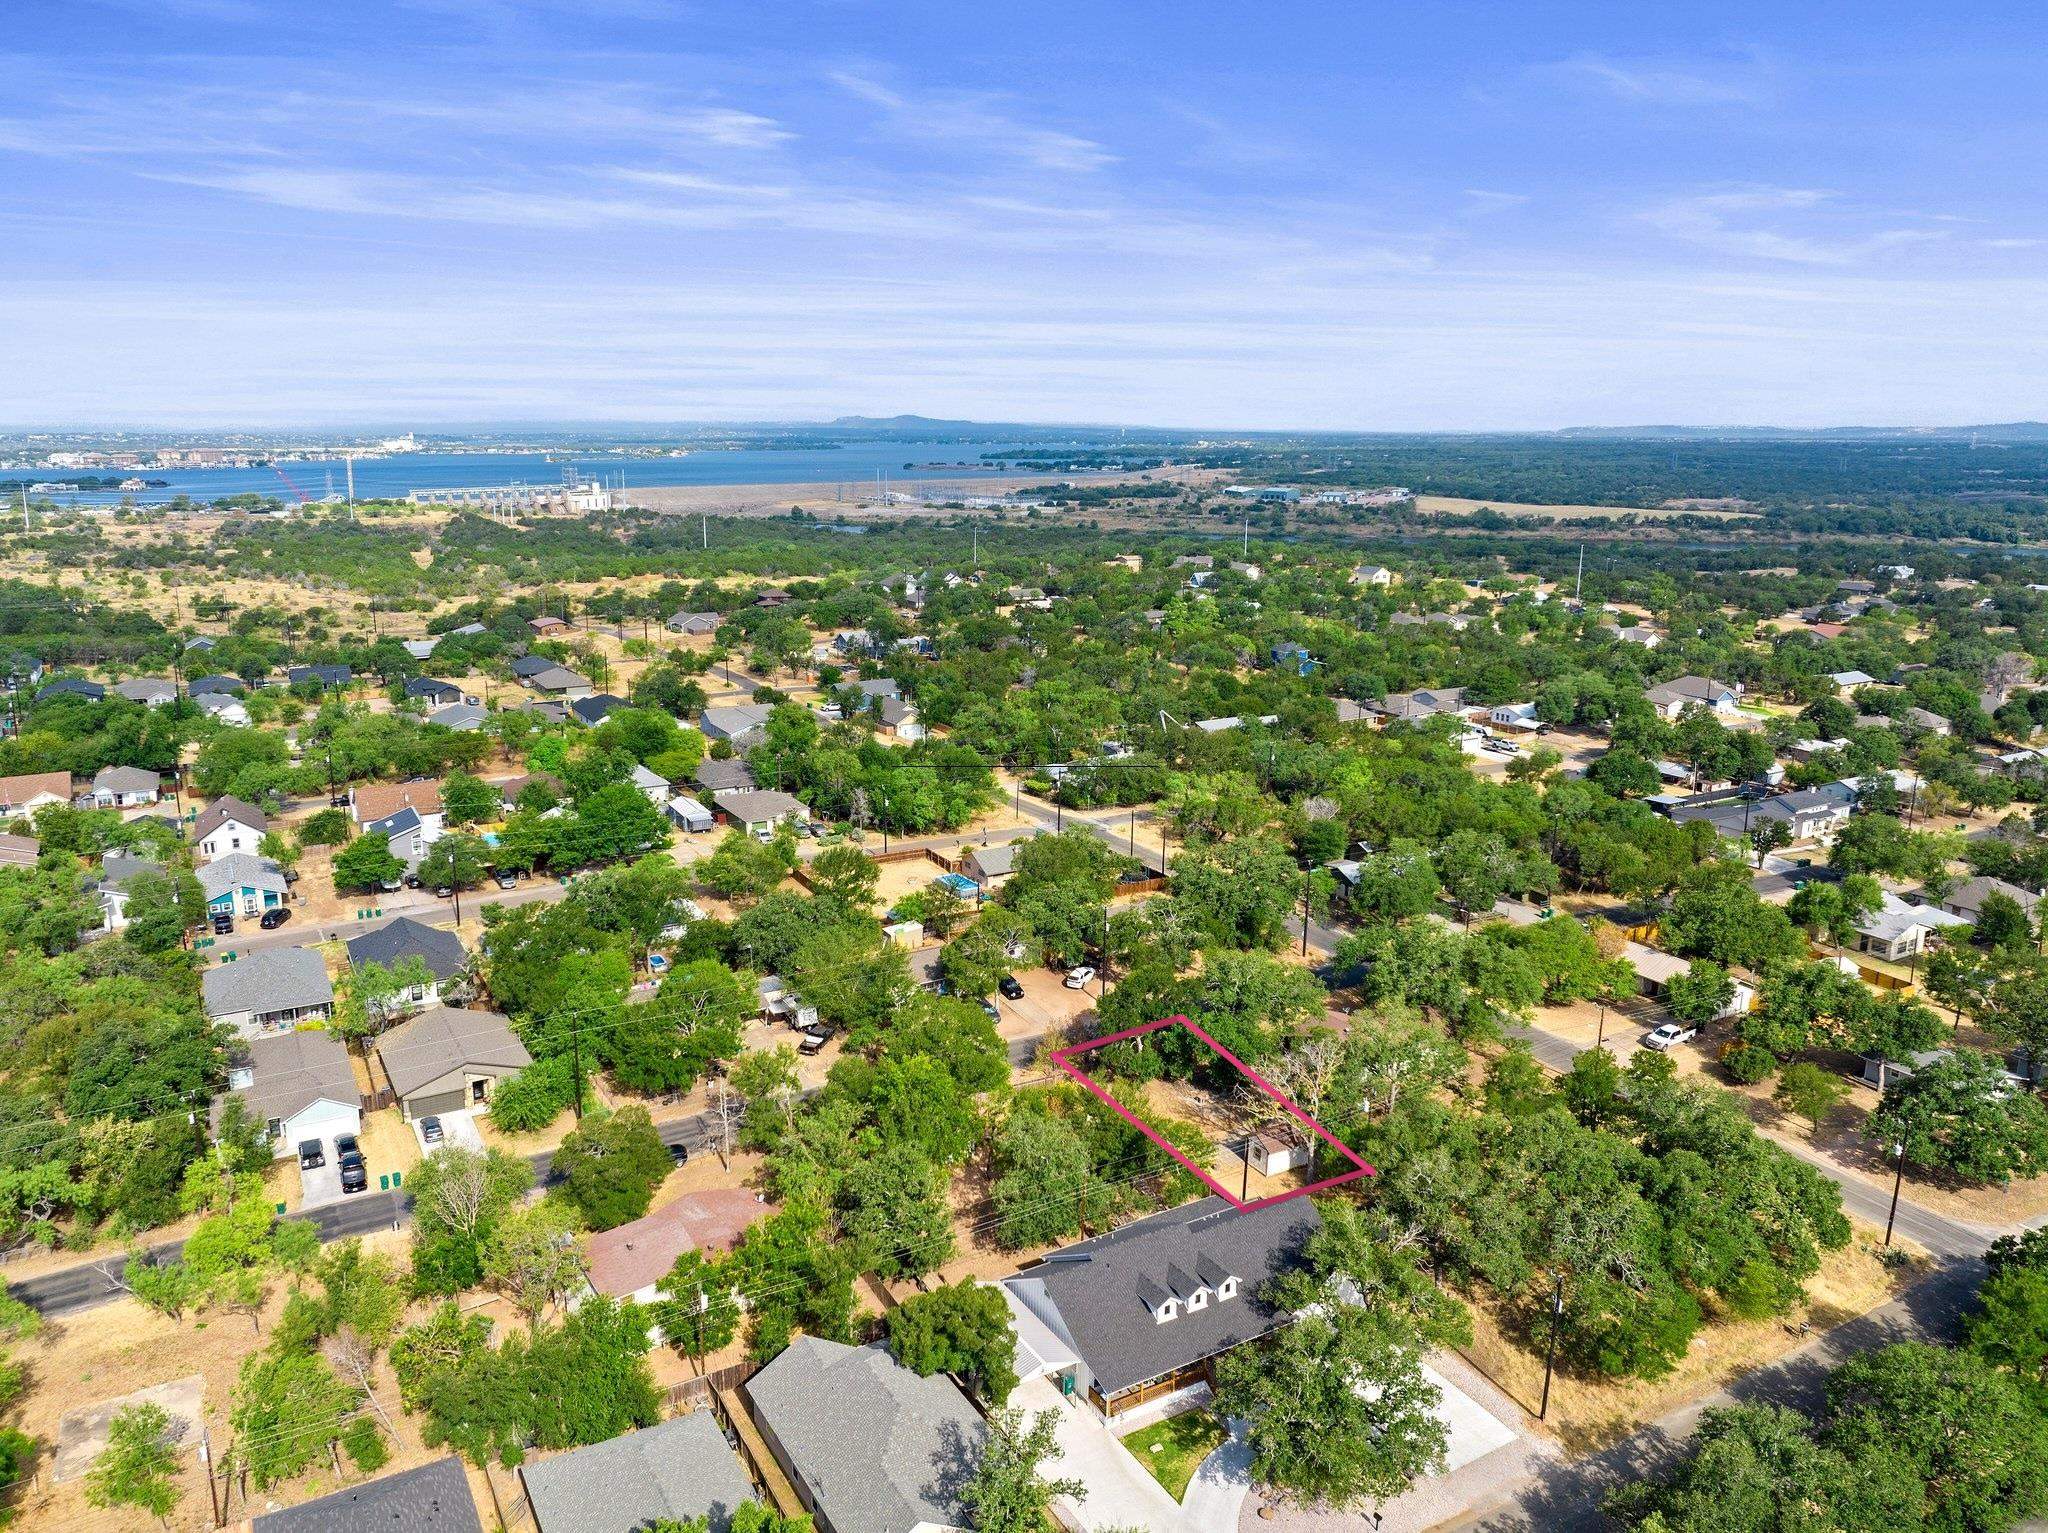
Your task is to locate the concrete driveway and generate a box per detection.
[297,1143,344,1208]
[1015,1373,1195,1533]
[415,1108,484,1155]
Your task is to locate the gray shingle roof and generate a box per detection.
[202,946,333,1020]
[375,1006,530,1098]
[227,1029,359,1128]
[1024,1194,1320,1397]
[520,1412,755,1533]
[253,1456,482,1532]
[693,758,756,793]
[197,852,288,903]
[92,764,161,794]
[746,1338,984,1533]
[347,916,468,983]
[194,796,268,841]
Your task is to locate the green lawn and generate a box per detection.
[1119,1409,1229,1500]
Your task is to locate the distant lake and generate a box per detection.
[30,440,1047,507]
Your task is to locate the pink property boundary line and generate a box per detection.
[1050,1014,1374,1213]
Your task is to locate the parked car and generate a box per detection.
[1643,1023,1698,1051]
[998,974,1025,1000]
[434,885,454,899]
[259,907,292,929]
[339,1159,368,1194]
[333,1133,361,1161]
[798,1027,831,1056]
[297,1140,325,1170]
[494,870,518,889]
[419,1115,444,1145]
[668,1140,691,1165]
[211,913,234,935]
[1063,965,1097,990]
[980,1000,1001,1022]
[403,873,423,889]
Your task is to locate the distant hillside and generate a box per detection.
[1554,423,2048,443]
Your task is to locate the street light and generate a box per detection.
[1884,1140,1907,1247]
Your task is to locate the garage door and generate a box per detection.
[408,1087,467,1120]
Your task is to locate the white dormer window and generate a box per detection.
[1153,1299,1177,1324]
[1216,1275,1239,1301]
[1186,1286,1210,1311]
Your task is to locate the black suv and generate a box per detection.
[998,975,1025,1000]
[259,907,291,929]
[297,1139,325,1170]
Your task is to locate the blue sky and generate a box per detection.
[5,1,2046,430]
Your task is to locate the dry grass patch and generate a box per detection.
[1456,1220,1921,1454]
[1412,495,1757,522]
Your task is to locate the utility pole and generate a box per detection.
[1884,1140,1906,1245]
[1538,1275,1565,1419]
[572,1026,585,1122]
[345,455,355,514]
[1574,544,1585,603]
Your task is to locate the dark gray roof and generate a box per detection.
[202,945,333,1019]
[375,1006,531,1098]
[509,653,555,678]
[746,1338,983,1533]
[227,1029,359,1128]
[253,1456,482,1532]
[406,676,460,700]
[570,692,624,726]
[347,915,468,983]
[92,764,162,794]
[521,1412,755,1533]
[189,673,244,694]
[1027,1194,1320,1396]
[194,796,268,841]
[693,758,756,792]
[286,664,352,688]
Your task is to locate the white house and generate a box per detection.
[629,763,670,807]
[86,765,162,809]
[195,796,268,861]
[1643,676,1742,720]
[221,1031,361,1160]
[1488,702,1541,731]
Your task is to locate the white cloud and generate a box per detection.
[1544,51,1776,108]
[1639,187,1941,265]
[828,68,1116,174]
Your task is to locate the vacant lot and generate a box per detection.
[1412,495,1758,522]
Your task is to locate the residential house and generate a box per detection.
[521,1414,756,1533]
[1350,564,1394,587]
[1367,687,1466,724]
[1270,642,1318,677]
[1193,714,1280,733]
[347,916,468,1012]
[252,1456,481,1533]
[712,789,809,836]
[198,851,289,918]
[693,757,757,794]
[36,677,105,703]
[1,654,42,690]
[0,833,37,868]
[628,763,671,806]
[1171,554,1213,570]
[752,588,793,608]
[1932,876,2041,925]
[666,794,714,833]
[285,664,351,691]
[876,697,924,740]
[700,704,776,746]
[1785,737,1851,764]
[402,639,438,661]
[1488,702,1541,731]
[854,675,901,701]
[1334,698,1371,724]
[366,807,430,867]
[1853,892,1971,961]
[194,796,268,860]
[962,843,1018,887]
[1827,670,1876,692]
[746,1337,984,1533]
[569,692,625,728]
[528,614,567,635]
[1601,622,1662,649]
[666,610,721,635]
[85,765,161,808]
[376,1006,531,1122]
[352,780,445,843]
[202,946,335,1038]
[525,666,593,701]
[113,677,177,707]
[448,622,487,637]
[1002,1193,1321,1417]
[507,653,558,682]
[584,1188,771,1307]
[1668,784,1854,845]
[0,770,73,817]
[221,1030,361,1162]
[188,673,245,696]
[195,692,250,726]
[1903,707,1953,736]
[405,677,463,708]
[1627,943,1755,1017]
[1643,676,1742,720]
[427,701,487,731]
[92,851,162,930]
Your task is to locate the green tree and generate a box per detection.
[808,844,879,908]
[230,1350,359,1488]
[85,1401,180,1525]
[1774,1062,1848,1140]
[553,1107,672,1229]
[656,1248,739,1364]
[838,1142,955,1279]
[1869,1051,2048,1184]
[961,1407,1085,1533]
[484,1202,588,1332]
[441,770,499,827]
[886,1282,1019,1406]
[332,831,404,891]
[1665,959,1736,1029]
[939,906,1034,999]
[420,831,488,893]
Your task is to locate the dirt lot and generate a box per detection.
[1411,495,1758,523]
[1457,1217,1921,1454]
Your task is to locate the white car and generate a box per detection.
[1063,965,1097,990]
[1643,1023,1698,1051]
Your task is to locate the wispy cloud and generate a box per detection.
[1461,189,1529,216]
[1542,51,1776,108]
[829,68,1116,174]
[1639,187,1941,265]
